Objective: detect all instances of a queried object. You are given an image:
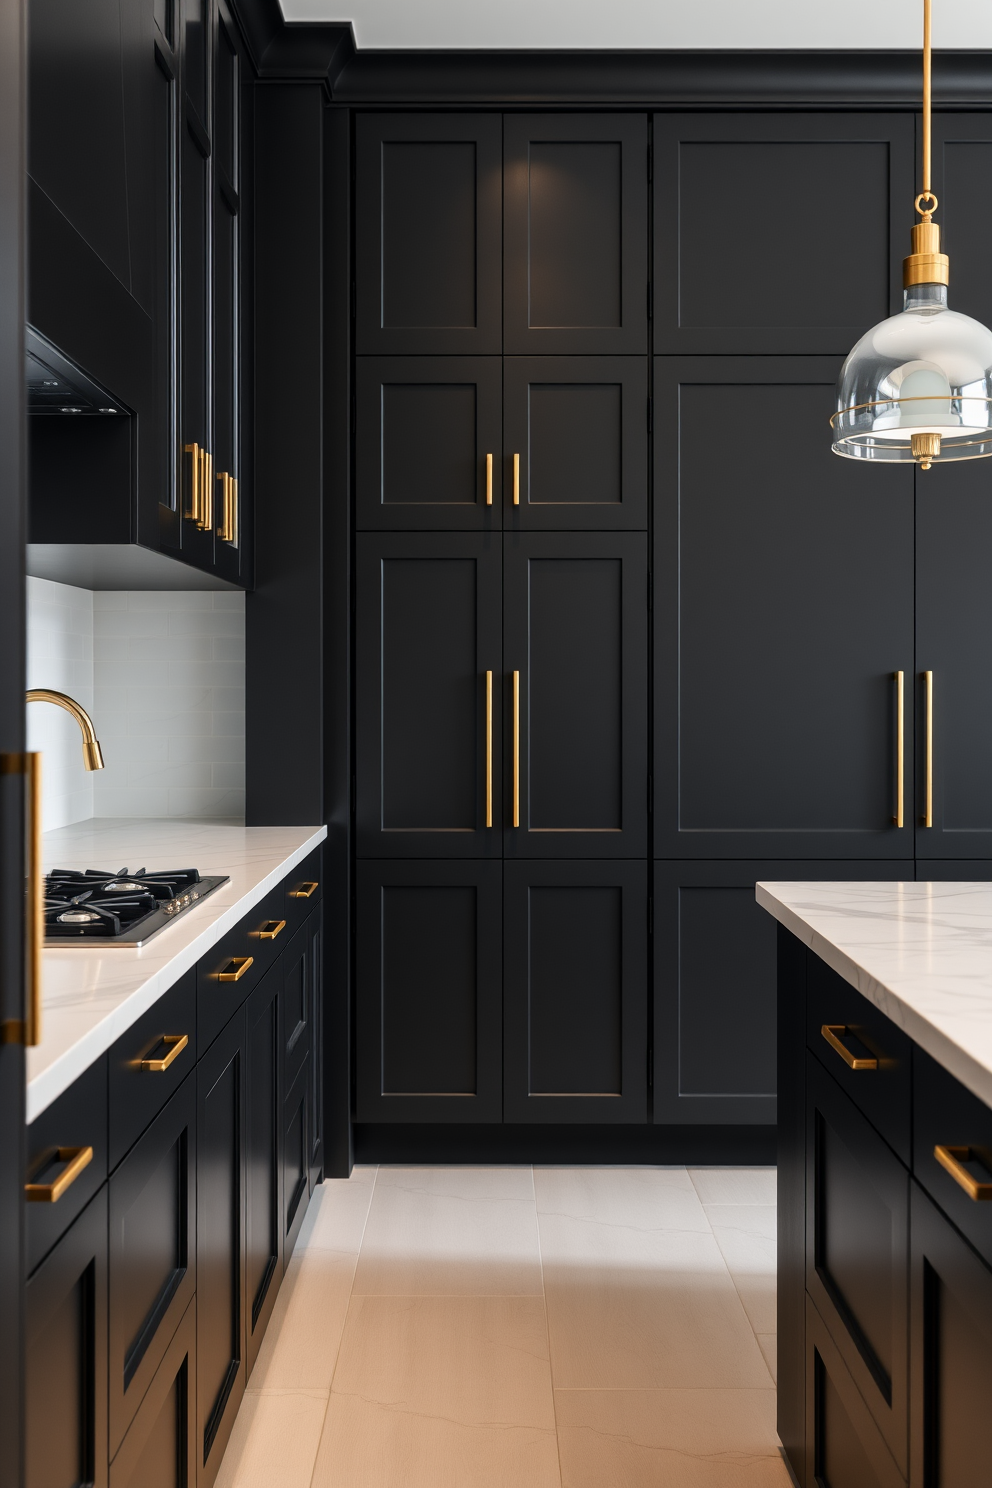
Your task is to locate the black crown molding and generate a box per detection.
[231,0,355,83]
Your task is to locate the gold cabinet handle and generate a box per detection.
[217,470,231,540]
[934,1144,992,1202]
[216,955,253,982]
[512,669,520,828]
[140,1033,189,1072]
[893,670,904,828]
[197,449,213,530]
[231,477,239,548]
[256,919,286,941]
[922,669,933,827]
[485,670,493,828]
[0,753,42,1048]
[485,453,493,507]
[820,1024,878,1071]
[513,452,520,506]
[25,1146,93,1204]
[184,442,200,522]
[290,882,318,900]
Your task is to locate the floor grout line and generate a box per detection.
[533,1164,566,1488]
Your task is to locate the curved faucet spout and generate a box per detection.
[26,690,105,771]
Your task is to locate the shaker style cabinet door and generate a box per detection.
[654,358,915,860]
[356,534,502,857]
[245,966,281,1378]
[356,357,503,531]
[356,861,503,1124]
[503,861,647,1124]
[503,532,647,857]
[929,114,992,337]
[502,357,648,530]
[355,114,502,355]
[653,113,914,355]
[110,1298,196,1488]
[504,113,648,355]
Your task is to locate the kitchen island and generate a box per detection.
[758,880,992,1488]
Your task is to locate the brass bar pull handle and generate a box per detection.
[485,670,493,828]
[216,955,253,982]
[485,453,493,507]
[290,882,318,900]
[184,442,200,521]
[256,919,286,941]
[821,1024,878,1072]
[0,752,42,1047]
[217,471,231,540]
[25,1146,93,1204]
[141,1033,189,1072]
[893,670,904,828]
[512,670,520,828]
[231,477,239,548]
[198,450,213,530]
[513,453,520,506]
[923,670,933,827]
[934,1145,992,1202]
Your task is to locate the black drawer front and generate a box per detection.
[108,1073,196,1456]
[283,846,323,937]
[805,1295,906,1488]
[109,971,196,1171]
[197,887,283,1050]
[283,1057,311,1265]
[806,1053,909,1475]
[281,920,313,1094]
[110,1296,196,1488]
[807,952,911,1165]
[914,1045,992,1269]
[27,1054,108,1274]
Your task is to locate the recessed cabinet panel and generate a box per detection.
[110,1300,196,1488]
[356,535,502,857]
[932,116,992,336]
[282,1060,310,1263]
[654,114,914,353]
[503,861,647,1124]
[503,357,648,529]
[806,1296,905,1488]
[356,114,502,354]
[246,968,280,1376]
[655,358,915,860]
[504,114,647,354]
[356,861,503,1123]
[356,357,502,530]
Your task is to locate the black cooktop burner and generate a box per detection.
[45,867,229,946]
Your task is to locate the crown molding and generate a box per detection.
[231,0,355,83]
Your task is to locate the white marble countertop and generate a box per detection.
[29,818,327,1122]
[757,880,992,1111]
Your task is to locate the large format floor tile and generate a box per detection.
[247,1248,358,1393]
[212,1389,329,1488]
[535,1165,711,1234]
[703,1203,778,1335]
[689,1168,777,1206]
[297,1164,377,1255]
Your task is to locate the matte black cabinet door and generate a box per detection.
[504,532,647,857]
[211,0,245,585]
[655,358,915,860]
[26,1187,108,1488]
[504,114,647,355]
[282,1059,310,1264]
[910,1182,992,1487]
[931,115,992,337]
[245,966,281,1378]
[503,861,647,1124]
[356,861,502,1124]
[654,113,914,355]
[179,0,214,570]
[503,357,648,530]
[805,1295,906,1488]
[110,1298,196,1488]
[196,1009,246,1488]
[356,534,502,857]
[356,357,502,531]
[280,923,313,1262]
[356,114,502,355]
[307,915,324,1192]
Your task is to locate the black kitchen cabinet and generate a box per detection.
[245,966,280,1376]
[356,113,503,356]
[805,1294,905,1488]
[110,1298,196,1488]
[278,922,313,1262]
[503,860,647,1124]
[654,357,915,861]
[306,914,324,1193]
[282,1059,310,1262]
[179,0,214,572]
[26,1054,108,1274]
[930,114,992,337]
[356,860,503,1124]
[503,114,648,355]
[26,1187,109,1488]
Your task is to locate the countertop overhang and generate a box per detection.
[28,818,327,1122]
[757,880,992,1112]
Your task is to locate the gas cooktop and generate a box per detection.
[44,867,229,947]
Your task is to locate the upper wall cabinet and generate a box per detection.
[653,114,914,355]
[931,114,992,338]
[356,114,503,355]
[504,114,648,355]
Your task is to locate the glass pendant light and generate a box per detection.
[831,0,992,469]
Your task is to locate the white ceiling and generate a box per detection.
[278,0,992,52]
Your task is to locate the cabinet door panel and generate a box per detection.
[246,966,280,1377]
[504,533,646,856]
[211,0,244,585]
[110,1298,196,1488]
[356,861,502,1123]
[307,915,324,1191]
[356,357,502,531]
[932,115,992,337]
[654,114,913,354]
[504,861,647,1124]
[503,357,647,529]
[655,358,915,860]
[282,1059,310,1263]
[504,114,647,354]
[356,114,502,355]
[806,1295,905,1488]
[357,534,502,857]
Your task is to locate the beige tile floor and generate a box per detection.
[214,1164,792,1488]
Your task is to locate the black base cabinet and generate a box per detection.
[110,1299,197,1488]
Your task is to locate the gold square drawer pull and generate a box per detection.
[25,1146,93,1204]
[216,956,254,982]
[934,1145,992,1202]
[290,882,318,900]
[821,1024,878,1071]
[140,1033,189,1072]
[257,919,286,941]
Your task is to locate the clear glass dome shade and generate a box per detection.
[831,284,992,464]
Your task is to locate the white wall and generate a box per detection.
[26,577,95,832]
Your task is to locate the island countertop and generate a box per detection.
[28,818,327,1122]
[757,879,992,1112]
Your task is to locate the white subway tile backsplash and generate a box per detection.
[26,576,96,831]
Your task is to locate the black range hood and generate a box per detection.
[26,324,129,417]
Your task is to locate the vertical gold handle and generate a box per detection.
[513,453,520,507]
[893,670,904,828]
[0,753,42,1047]
[485,670,493,828]
[485,453,493,507]
[231,477,239,548]
[923,670,933,828]
[184,442,200,522]
[198,450,213,530]
[216,471,230,540]
[512,670,520,828]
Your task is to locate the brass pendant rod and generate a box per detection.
[922,0,932,199]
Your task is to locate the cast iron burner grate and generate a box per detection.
[45,867,229,946]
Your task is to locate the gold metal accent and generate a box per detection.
[893,671,904,828]
[0,753,42,1047]
[184,442,200,521]
[513,453,520,507]
[923,670,933,827]
[934,1144,992,1202]
[903,0,950,288]
[922,0,932,204]
[26,691,104,771]
[512,670,520,828]
[140,1033,189,1072]
[912,431,941,469]
[289,882,318,900]
[216,955,253,982]
[485,670,493,828]
[485,453,493,507]
[821,1025,878,1071]
[197,450,213,530]
[25,1146,93,1203]
[256,919,286,941]
[217,470,232,541]
[830,395,992,428]
[231,477,239,548]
